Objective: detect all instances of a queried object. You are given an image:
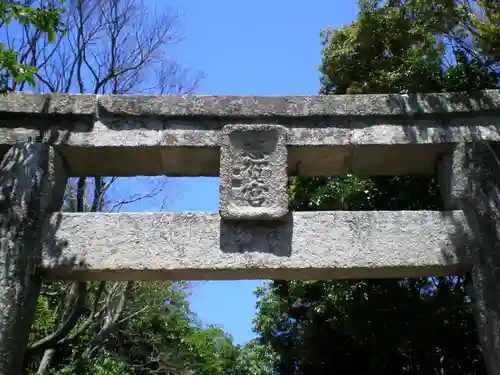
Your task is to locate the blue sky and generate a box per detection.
[110,0,359,345]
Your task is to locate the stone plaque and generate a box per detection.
[219,124,288,220]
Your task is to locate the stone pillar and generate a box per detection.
[0,142,67,375]
[438,142,500,375]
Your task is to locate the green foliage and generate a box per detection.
[230,340,278,375]
[28,279,248,375]
[319,0,499,95]
[254,1,499,374]
[106,282,242,375]
[53,353,133,375]
[255,277,484,374]
[289,174,442,211]
[0,1,63,92]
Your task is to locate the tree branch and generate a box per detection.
[27,282,87,355]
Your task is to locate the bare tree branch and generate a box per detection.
[83,281,134,358]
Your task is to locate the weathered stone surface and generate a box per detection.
[0,143,67,375]
[0,90,496,118]
[219,124,288,220]
[41,211,470,281]
[0,92,96,115]
[102,92,487,117]
[439,142,500,375]
[0,91,499,177]
[0,119,498,177]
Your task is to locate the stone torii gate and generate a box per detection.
[0,90,499,374]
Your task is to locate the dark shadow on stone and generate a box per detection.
[439,210,474,272]
[0,144,86,280]
[390,90,500,145]
[438,141,500,374]
[0,96,77,176]
[38,212,86,280]
[219,213,293,257]
[439,141,500,280]
[0,94,94,130]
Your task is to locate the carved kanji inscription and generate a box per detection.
[219,124,288,220]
